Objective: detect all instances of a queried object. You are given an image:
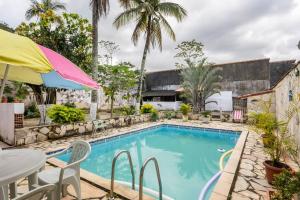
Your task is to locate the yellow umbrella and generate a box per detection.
[0,30,52,99]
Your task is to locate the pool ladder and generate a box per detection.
[108,150,162,200]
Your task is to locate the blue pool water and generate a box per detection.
[57,125,239,200]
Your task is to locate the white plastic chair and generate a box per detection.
[38,140,91,200]
[12,184,55,200]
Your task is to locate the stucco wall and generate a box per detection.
[274,64,300,144]
[246,92,275,114]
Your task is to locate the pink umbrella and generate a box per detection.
[38,45,99,90]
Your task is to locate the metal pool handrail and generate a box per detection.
[139,157,162,200]
[109,150,135,199]
[198,149,234,200]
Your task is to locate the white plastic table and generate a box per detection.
[0,149,46,200]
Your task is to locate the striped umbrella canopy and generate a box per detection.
[0,30,98,99]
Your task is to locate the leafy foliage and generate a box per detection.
[25,103,40,118]
[122,105,136,116]
[0,21,14,32]
[16,12,93,74]
[25,0,66,20]
[150,109,159,121]
[180,103,191,115]
[47,105,84,124]
[98,64,138,117]
[248,112,278,135]
[164,111,174,119]
[272,170,300,200]
[175,39,204,67]
[180,58,221,112]
[141,103,154,114]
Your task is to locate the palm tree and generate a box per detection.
[180,58,222,112]
[25,0,66,20]
[113,0,187,110]
[89,0,110,120]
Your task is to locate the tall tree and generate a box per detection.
[89,0,110,120]
[175,40,222,112]
[25,0,66,20]
[113,0,187,110]
[98,64,138,118]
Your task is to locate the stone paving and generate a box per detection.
[231,132,273,200]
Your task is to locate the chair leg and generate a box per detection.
[0,185,9,200]
[70,177,81,200]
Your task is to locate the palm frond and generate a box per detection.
[90,0,110,19]
[113,7,141,29]
[157,2,187,22]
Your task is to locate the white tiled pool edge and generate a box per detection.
[210,130,248,200]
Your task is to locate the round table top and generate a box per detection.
[0,149,46,186]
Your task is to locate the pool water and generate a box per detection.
[57,125,239,200]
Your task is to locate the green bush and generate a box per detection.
[150,109,159,121]
[201,111,211,117]
[63,102,76,108]
[272,170,300,200]
[180,103,191,115]
[141,103,154,114]
[47,105,84,124]
[164,111,174,119]
[122,105,136,116]
[25,103,40,118]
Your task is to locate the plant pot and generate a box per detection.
[182,115,188,121]
[263,160,291,184]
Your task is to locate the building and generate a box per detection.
[142,58,295,111]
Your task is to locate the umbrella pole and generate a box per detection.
[0,64,10,102]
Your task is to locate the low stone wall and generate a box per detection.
[15,114,151,146]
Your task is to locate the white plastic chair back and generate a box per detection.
[68,141,91,166]
[12,184,55,200]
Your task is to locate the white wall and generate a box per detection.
[205,91,233,111]
[145,101,182,110]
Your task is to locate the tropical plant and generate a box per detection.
[99,40,120,65]
[47,105,84,124]
[150,109,159,121]
[180,58,221,112]
[89,0,110,119]
[141,103,154,114]
[114,0,187,110]
[97,64,138,118]
[180,103,191,116]
[272,170,300,200]
[25,0,66,20]
[201,111,211,118]
[122,105,136,116]
[164,111,174,119]
[25,103,40,118]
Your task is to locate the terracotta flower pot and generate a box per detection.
[263,160,291,184]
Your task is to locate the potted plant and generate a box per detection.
[263,123,293,184]
[180,103,191,121]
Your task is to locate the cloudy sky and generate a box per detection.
[1,0,300,71]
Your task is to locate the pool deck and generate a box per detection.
[3,119,275,200]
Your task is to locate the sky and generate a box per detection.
[0,0,300,71]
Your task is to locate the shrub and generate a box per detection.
[47,105,84,124]
[164,111,173,119]
[122,105,136,116]
[150,109,159,121]
[25,103,40,118]
[272,170,300,200]
[201,111,211,117]
[141,103,154,114]
[63,102,76,108]
[180,103,191,115]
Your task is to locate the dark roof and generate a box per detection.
[142,90,176,97]
[144,70,181,90]
[270,60,296,88]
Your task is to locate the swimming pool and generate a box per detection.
[57,124,240,200]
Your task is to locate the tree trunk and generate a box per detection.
[27,84,43,104]
[110,95,114,118]
[90,5,99,120]
[136,16,152,111]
